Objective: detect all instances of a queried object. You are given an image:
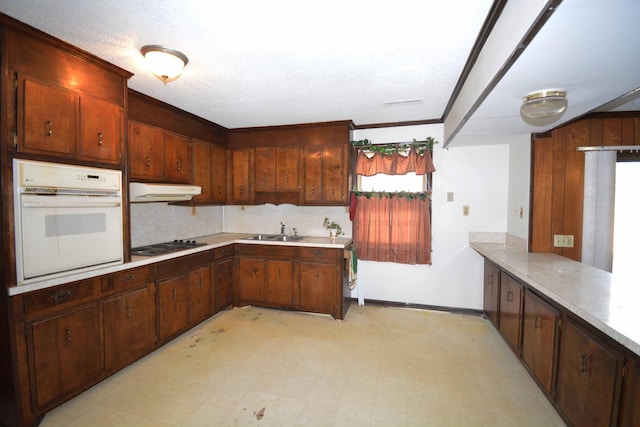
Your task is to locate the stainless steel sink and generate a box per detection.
[243,234,305,242]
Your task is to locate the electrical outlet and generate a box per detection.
[553,234,574,248]
[463,205,469,216]
[447,192,454,202]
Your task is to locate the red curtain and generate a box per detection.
[353,147,434,265]
[354,195,431,265]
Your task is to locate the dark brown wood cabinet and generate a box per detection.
[78,94,123,165]
[483,259,500,328]
[129,120,165,180]
[619,356,640,427]
[499,272,523,355]
[235,245,295,308]
[301,144,348,205]
[255,146,299,192]
[102,283,156,373]
[297,247,343,317]
[228,148,254,204]
[158,274,190,343]
[556,316,624,427]
[214,247,234,312]
[521,289,559,395]
[189,265,213,324]
[27,303,101,410]
[164,130,191,183]
[192,139,227,204]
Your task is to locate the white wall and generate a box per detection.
[506,134,531,241]
[351,125,509,310]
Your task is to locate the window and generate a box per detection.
[351,142,434,265]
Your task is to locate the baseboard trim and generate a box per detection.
[349,298,483,317]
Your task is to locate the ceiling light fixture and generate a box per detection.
[520,89,568,126]
[140,45,189,84]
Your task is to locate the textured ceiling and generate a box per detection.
[0,0,493,129]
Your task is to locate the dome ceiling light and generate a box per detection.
[520,89,568,127]
[140,45,189,84]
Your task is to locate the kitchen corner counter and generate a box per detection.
[9,233,352,296]
[471,241,640,357]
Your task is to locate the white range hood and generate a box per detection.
[129,182,201,203]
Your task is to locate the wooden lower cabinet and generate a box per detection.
[483,259,500,328]
[619,356,640,427]
[498,272,523,355]
[102,283,156,373]
[521,289,559,395]
[189,265,213,324]
[265,259,295,307]
[298,262,336,315]
[556,316,624,427]
[158,275,190,343]
[27,303,101,410]
[215,257,234,312]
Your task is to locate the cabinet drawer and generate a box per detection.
[156,250,214,279]
[101,266,154,292]
[23,279,98,316]
[297,247,339,261]
[214,245,234,260]
[235,244,294,258]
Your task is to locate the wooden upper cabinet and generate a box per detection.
[19,76,75,156]
[255,146,277,192]
[255,146,299,192]
[303,146,323,204]
[301,144,348,205]
[129,120,164,181]
[228,148,254,204]
[164,131,191,183]
[192,139,212,202]
[78,94,123,165]
[210,144,227,203]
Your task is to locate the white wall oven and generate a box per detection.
[13,159,124,285]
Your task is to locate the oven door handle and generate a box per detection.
[22,201,121,208]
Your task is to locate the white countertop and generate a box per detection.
[9,233,352,297]
[471,241,640,357]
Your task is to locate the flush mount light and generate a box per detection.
[140,45,189,84]
[520,89,568,126]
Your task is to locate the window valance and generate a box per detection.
[354,147,435,176]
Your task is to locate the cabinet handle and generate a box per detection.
[218,186,223,195]
[285,173,289,184]
[202,184,206,194]
[120,274,136,283]
[315,271,319,280]
[127,306,132,320]
[506,291,513,302]
[51,289,72,302]
[145,156,151,167]
[176,161,181,171]
[331,186,335,195]
[46,120,53,136]
[239,185,243,194]
[488,273,494,285]
[172,287,177,301]
[581,354,591,375]
[65,326,71,344]
[311,186,315,194]
[534,315,541,329]
[98,132,103,146]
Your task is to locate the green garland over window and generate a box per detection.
[351,137,438,155]
[352,190,430,201]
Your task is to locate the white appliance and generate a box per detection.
[13,159,124,285]
[129,182,201,203]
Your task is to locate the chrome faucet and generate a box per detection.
[280,222,286,236]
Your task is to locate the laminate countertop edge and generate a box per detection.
[471,242,640,357]
[8,233,353,297]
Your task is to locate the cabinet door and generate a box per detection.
[303,146,323,203]
[298,262,336,315]
[215,257,234,312]
[229,148,254,204]
[556,317,623,427]
[499,272,523,355]
[158,275,190,343]
[189,265,213,324]
[236,258,264,304]
[483,260,500,328]
[323,145,346,203]
[164,131,191,183]
[265,259,294,307]
[276,147,299,191]
[192,139,212,202]
[102,283,156,373]
[28,303,101,409]
[619,357,640,427]
[211,144,227,203]
[20,77,75,156]
[521,290,559,395]
[129,121,164,180]
[78,94,123,165]
[255,147,276,192]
